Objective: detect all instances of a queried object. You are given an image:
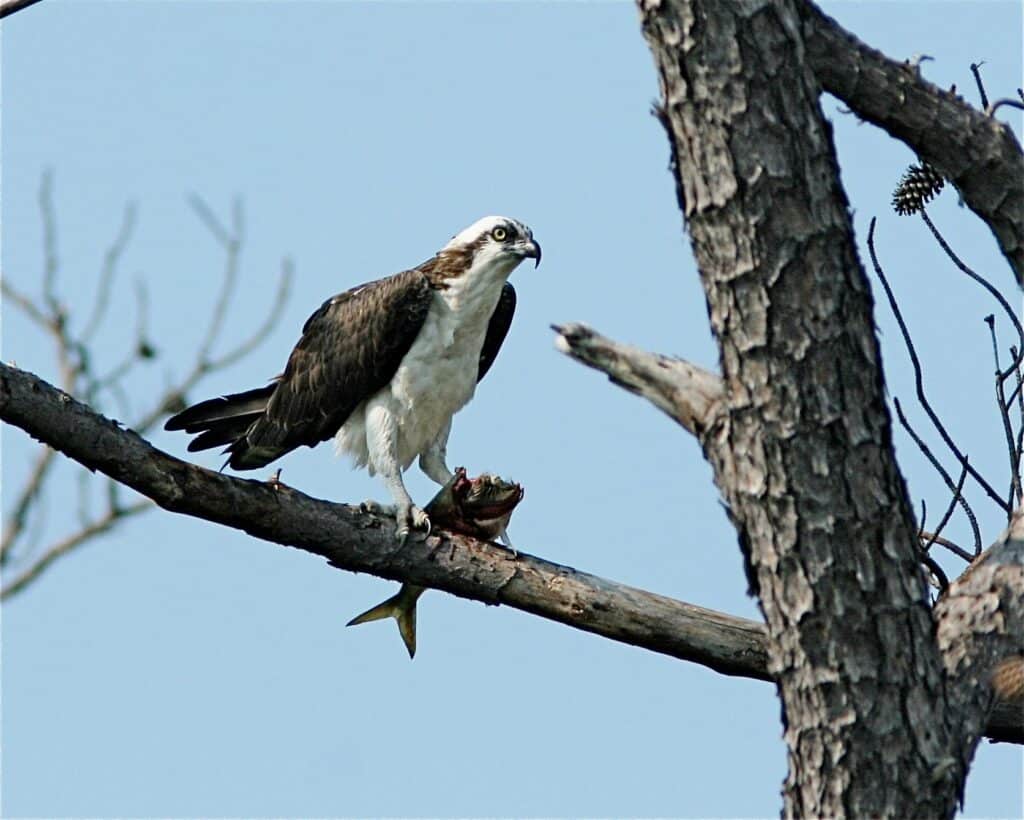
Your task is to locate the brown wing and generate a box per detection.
[477,282,516,382]
[225,269,433,469]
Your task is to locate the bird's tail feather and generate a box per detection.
[165,385,274,432]
[346,584,425,659]
[164,385,275,456]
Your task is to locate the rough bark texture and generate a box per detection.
[800,1,1024,285]
[4,355,1022,746]
[936,514,1024,749]
[637,1,970,815]
[552,322,725,437]
[555,322,1024,747]
[0,362,767,678]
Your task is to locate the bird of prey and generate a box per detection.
[165,216,540,540]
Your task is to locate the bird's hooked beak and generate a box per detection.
[519,237,542,268]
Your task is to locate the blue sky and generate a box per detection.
[2,1,1021,816]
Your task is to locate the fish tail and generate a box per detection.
[346,584,425,659]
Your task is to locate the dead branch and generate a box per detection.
[552,322,725,438]
[3,355,1020,743]
[1,499,153,599]
[800,2,1024,284]
[868,219,1007,517]
[1,179,292,594]
[0,360,766,677]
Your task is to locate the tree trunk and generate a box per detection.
[637,1,976,815]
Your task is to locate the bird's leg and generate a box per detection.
[366,399,430,542]
[497,527,518,558]
[419,420,454,486]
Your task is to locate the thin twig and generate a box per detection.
[131,257,293,433]
[4,188,292,595]
[987,316,1023,507]
[970,62,989,110]
[920,552,949,594]
[919,531,974,563]
[208,257,293,370]
[40,170,59,319]
[189,195,243,367]
[989,98,1024,116]
[868,218,1009,513]
[1,281,49,328]
[91,278,154,403]
[81,202,137,343]
[923,462,970,557]
[0,447,57,565]
[1014,347,1024,488]
[1,500,154,600]
[76,469,92,528]
[893,397,982,555]
[920,209,1024,384]
[37,172,80,392]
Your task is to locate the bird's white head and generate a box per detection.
[442,216,541,275]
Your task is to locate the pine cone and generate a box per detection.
[892,162,945,215]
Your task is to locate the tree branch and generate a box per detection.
[0,362,766,677]
[799,0,1024,285]
[551,322,724,438]
[1,361,1019,743]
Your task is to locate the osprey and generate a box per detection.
[165,215,540,540]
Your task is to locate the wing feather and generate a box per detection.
[228,269,433,468]
[477,282,516,382]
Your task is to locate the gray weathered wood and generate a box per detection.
[636,0,997,815]
[5,360,1021,745]
[800,1,1024,284]
[0,361,766,679]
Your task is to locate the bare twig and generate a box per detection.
[3,182,291,594]
[1,499,153,600]
[189,194,242,367]
[868,218,1009,514]
[919,531,974,563]
[81,202,137,343]
[0,447,56,565]
[894,397,982,556]
[921,210,1024,384]
[131,256,293,433]
[2,360,1021,744]
[921,552,949,593]
[989,99,1024,116]
[1,281,49,328]
[986,316,1023,507]
[551,322,725,438]
[923,462,972,558]
[1014,347,1024,481]
[91,279,154,404]
[970,62,989,111]
[207,258,292,371]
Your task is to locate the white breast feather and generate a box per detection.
[334,250,516,475]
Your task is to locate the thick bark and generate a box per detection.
[637,1,979,815]
[555,323,1024,746]
[0,362,767,677]
[800,1,1024,285]
[4,360,1022,747]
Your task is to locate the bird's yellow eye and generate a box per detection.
[491,227,507,241]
